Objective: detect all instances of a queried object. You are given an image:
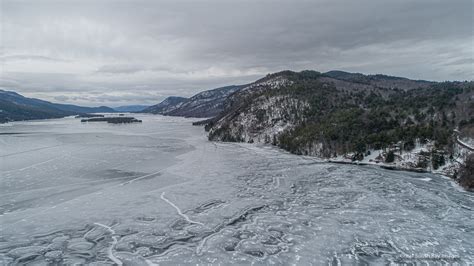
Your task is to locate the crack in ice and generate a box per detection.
[1,157,59,173]
[160,192,204,226]
[93,222,122,266]
[120,170,162,185]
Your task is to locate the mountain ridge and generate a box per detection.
[142,85,246,118]
[142,96,188,114]
[0,89,115,123]
[113,105,150,112]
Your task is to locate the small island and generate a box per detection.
[81,117,142,124]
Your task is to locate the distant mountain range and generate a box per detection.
[142,85,246,118]
[113,105,149,112]
[142,96,188,114]
[140,71,440,119]
[0,90,115,123]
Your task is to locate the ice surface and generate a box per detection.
[0,115,473,265]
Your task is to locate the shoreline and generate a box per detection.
[326,159,431,174]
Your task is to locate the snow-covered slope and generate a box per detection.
[141,96,188,114]
[208,76,300,142]
[142,85,245,118]
[330,139,473,178]
[166,85,245,118]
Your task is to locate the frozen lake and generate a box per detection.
[1,114,473,265]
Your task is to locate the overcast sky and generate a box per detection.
[1,0,473,107]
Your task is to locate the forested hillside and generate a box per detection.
[206,70,473,184]
[0,90,115,123]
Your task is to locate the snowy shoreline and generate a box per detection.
[326,159,430,174]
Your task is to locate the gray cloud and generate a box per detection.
[0,55,70,62]
[1,0,472,106]
[96,64,148,74]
